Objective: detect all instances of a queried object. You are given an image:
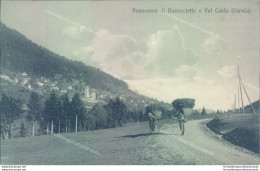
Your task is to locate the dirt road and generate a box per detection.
[1,119,259,165]
[141,119,260,165]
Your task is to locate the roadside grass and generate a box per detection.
[207,113,259,153]
[1,122,150,165]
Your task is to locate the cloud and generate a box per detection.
[73,29,144,78]
[192,76,216,85]
[62,25,86,38]
[217,65,237,78]
[144,26,198,77]
[201,34,228,54]
[174,65,197,79]
[74,26,198,79]
[196,34,231,80]
[71,26,254,110]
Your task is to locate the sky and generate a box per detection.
[1,0,259,110]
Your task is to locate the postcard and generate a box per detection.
[0,0,259,169]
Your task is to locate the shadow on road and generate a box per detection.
[116,133,166,138]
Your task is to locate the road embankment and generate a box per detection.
[206,113,259,153]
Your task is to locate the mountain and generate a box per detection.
[0,23,165,110]
[0,23,127,92]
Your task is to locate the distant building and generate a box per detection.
[14,78,18,84]
[27,84,32,90]
[51,86,59,91]
[67,89,74,100]
[40,77,49,83]
[22,104,29,111]
[37,81,44,87]
[21,72,27,76]
[0,74,12,82]
[60,90,67,94]
[91,92,96,101]
[16,73,31,86]
[119,96,125,101]
[85,85,90,98]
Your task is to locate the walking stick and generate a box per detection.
[172,121,173,134]
[171,116,175,134]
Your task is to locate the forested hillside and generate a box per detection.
[0,23,127,92]
[1,23,171,139]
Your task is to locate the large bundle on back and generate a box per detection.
[153,110,163,119]
[172,98,195,115]
[145,104,164,119]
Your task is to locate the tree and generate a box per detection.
[19,122,27,137]
[105,98,127,128]
[61,93,72,133]
[0,94,23,139]
[192,110,200,115]
[71,93,85,132]
[86,114,96,131]
[138,111,145,122]
[27,92,42,136]
[145,104,164,114]
[57,101,63,133]
[172,98,195,114]
[43,91,61,134]
[89,103,108,129]
[201,106,207,115]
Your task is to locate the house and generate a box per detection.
[37,81,44,87]
[85,85,90,98]
[51,86,59,91]
[91,92,96,101]
[21,72,27,76]
[27,84,32,90]
[67,89,75,100]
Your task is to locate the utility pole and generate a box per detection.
[237,66,255,114]
[58,120,61,134]
[240,78,256,114]
[238,85,240,112]
[51,120,54,134]
[238,66,245,113]
[75,114,78,133]
[46,124,49,135]
[32,122,35,136]
[234,94,236,111]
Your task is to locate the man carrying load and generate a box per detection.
[172,98,195,136]
[177,111,186,135]
[145,104,163,133]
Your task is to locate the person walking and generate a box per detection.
[148,112,156,133]
[177,111,186,135]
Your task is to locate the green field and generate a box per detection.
[1,122,154,165]
[207,113,259,153]
[1,117,259,165]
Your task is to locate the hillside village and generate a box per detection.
[0,70,158,112]
[0,23,174,139]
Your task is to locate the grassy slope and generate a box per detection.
[1,122,151,165]
[2,118,259,165]
[207,113,259,153]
